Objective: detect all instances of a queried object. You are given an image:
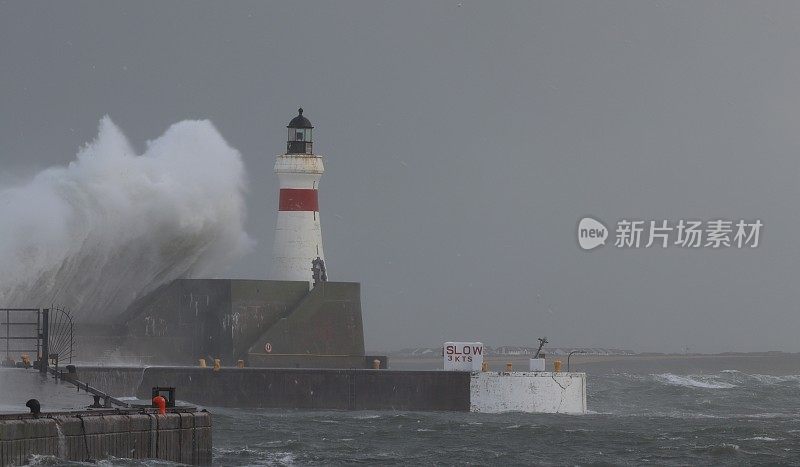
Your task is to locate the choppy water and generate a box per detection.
[4,359,800,465]
[210,369,800,465]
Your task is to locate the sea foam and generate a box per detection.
[653,373,737,389]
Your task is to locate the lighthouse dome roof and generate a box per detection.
[287,108,313,128]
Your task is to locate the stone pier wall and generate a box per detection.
[0,410,211,466]
[74,366,587,413]
[78,366,472,411]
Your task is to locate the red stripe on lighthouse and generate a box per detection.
[279,189,319,211]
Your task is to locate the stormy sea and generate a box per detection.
[2,354,800,466]
[211,364,800,465]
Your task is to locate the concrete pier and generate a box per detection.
[0,409,211,466]
[74,366,587,413]
[470,372,587,414]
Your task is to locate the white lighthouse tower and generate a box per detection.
[270,108,327,285]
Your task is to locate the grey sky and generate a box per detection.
[1,1,799,353]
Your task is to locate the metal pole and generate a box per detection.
[5,309,9,361]
[36,309,40,362]
[39,308,49,374]
[567,350,586,372]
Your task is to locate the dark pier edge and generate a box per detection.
[76,366,472,412]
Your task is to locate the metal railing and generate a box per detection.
[0,307,75,373]
[0,308,44,368]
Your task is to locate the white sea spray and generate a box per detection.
[0,117,253,321]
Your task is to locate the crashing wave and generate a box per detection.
[0,117,253,322]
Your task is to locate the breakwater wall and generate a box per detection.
[0,410,211,466]
[75,366,586,413]
[78,366,471,411]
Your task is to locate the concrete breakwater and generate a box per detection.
[0,410,211,466]
[79,366,471,411]
[75,366,587,413]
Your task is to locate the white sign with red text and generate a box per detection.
[443,342,484,371]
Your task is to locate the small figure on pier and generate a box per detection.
[25,398,40,416]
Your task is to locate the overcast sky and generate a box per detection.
[2,1,799,353]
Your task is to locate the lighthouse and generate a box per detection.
[270,108,327,285]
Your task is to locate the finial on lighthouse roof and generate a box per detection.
[288,108,313,129]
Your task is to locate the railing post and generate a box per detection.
[5,309,9,362]
[39,308,49,374]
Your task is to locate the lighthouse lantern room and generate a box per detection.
[287,108,313,154]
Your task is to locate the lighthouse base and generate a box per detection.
[82,279,369,368]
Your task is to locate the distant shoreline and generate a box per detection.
[378,350,799,359]
[385,352,800,374]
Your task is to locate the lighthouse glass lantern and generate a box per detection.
[287,108,314,154]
